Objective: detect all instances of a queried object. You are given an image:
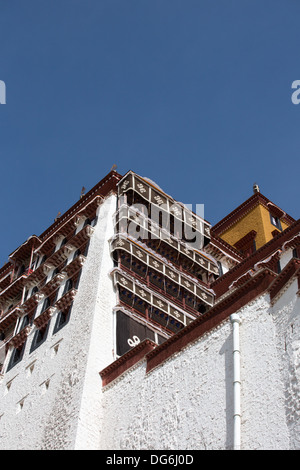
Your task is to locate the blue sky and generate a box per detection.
[0,0,300,265]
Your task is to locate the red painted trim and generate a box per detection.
[208,233,244,261]
[269,258,300,301]
[100,339,156,386]
[213,193,295,235]
[212,219,300,298]
[39,171,122,240]
[234,230,257,251]
[99,243,300,384]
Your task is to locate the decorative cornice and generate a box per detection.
[55,288,77,312]
[234,230,257,251]
[206,233,243,262]
[39,170,122,241]
[21,292,45,315]
[211,220,300,298]
[0,304,22,332]
[269,258,300,302]
[9,235,42,264]
[33,306,57,330]
[9,325,32,349]
[40,273,67,298]
[213,192,295,236]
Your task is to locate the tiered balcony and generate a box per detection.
[112,268,196,330]
[110,235,215,307]
[117,171,211,246]
[113,205,219,279]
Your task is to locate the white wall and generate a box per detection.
[100,319,233,450]
[1,198,299,450]
[99,287,299,450]
[0,194,117,450]
[271,278,300,449]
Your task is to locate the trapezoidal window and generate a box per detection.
[30,323,50,353]
[270,213,282,231]
[7,342,26,371]
[53,306,72,334]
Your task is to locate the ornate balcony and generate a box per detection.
[112,268,196,328]
[110,235,215,307]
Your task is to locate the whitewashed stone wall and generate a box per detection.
[271,278,300,449]
[280,248,293,270]
[0,194,117,450]
[100,319,233,450]
[1,200,299,450]
[99,284,299,450]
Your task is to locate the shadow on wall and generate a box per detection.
[219,331,234,451]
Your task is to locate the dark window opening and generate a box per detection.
[53,306,72,333]
[270,213,282,231]
[7,342,26,371]
[19,264,26,276]
[73,248,81,260]
[217,261,223,276]
[41,297,51,313]
[32,286,39,296]
[197,303,207,314]
[19,314,29,332]
[63,278,73,295]
[30,323,49,352]
[40,254,47,266]
[277,260,281,274]
[60,237,68,249]
[51,267,59,279]
[116,310,160,357]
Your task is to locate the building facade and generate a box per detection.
[0,171,299,450]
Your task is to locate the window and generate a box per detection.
[270,213,282,231]
[41,297,50,313]
[197,303,207,314]
[19,264,26,276]
[91,216,97,227]
[19,314,29,332]
[63,278,73,295]
[30,324,49,352]
[7,343,26,371]
[40,254,47,266]
[217,261,223,276]
[24,289,29,302]
[53,307,72,333]
[72,249,81,260]
[32,286,39,296]
[277,260,282,274]
[51,267,59,279]
[59,237,68,249]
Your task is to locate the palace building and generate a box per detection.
[0,170,299,450]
